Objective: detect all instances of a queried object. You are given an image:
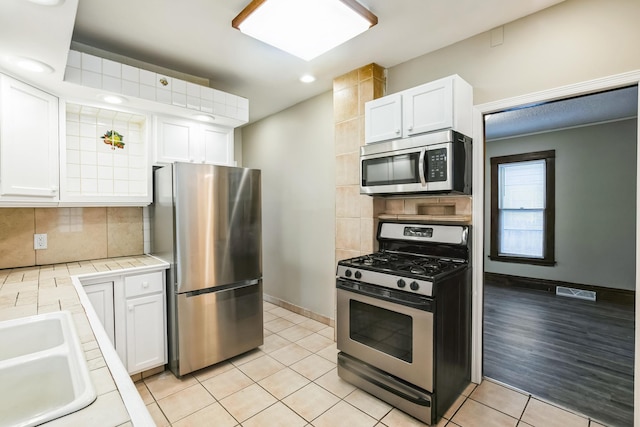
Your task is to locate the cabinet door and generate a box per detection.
[402,78,453,137]
[202,125,233,165]
[156,116,193,163]
[0,75,59,201]
[125,293,166,374]
[364,93,402,144]
[84,282,115,345]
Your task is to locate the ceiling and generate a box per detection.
[0,0,567,125]
[485,85,639,140]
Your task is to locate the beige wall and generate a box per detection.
[240,0,639,321]
[387,0,640,102]
[0,207,144,269]
[241,92,335,319]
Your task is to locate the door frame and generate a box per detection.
[470,70,640,426]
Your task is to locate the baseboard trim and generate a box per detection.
[484,272,635,305]
[263,294,335,328]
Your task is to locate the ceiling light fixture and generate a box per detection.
[9,56,54,73]
[194,114,216,123]
[99,94,127,104]
[232,0,377,61]
[300,74,316,83]
[25,0,65,6]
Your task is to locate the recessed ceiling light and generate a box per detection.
[9,56,54,73]
[232,0,377,61]
[194,114,216,122]
[25,0,65,6]
[99,94,127,104]
[300,74,316,83]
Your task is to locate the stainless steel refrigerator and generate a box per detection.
[151,162,262,377]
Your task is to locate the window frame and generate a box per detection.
[490,150,556,266]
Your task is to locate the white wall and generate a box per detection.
[241,92,335,319]
[387,0,640,105]
[484,119,637,290]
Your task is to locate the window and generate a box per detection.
[490,150,556,265]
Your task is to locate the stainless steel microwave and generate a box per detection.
[360,130,471,196]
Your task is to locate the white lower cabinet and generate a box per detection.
[125,293,165,373]
[124,271,166,373]
[81,269,167,374]
[84,281,115,345]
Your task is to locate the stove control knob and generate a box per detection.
[345,269,352,278]
[410,281,420,291]
[354,271,362,279]
[397,279,406,288]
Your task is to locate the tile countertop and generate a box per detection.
[0,255,169,427]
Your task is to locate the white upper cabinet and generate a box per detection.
[155,115,234,166]
[59,101,152,206]
[0,74,59,205]
[364,93,402,144]
[155,116,193,163]
[403,77,455,137]
[201,125,233,165]
[364,75,473,144]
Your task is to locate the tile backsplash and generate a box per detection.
[65,103,148,197]
[0,207,144,269]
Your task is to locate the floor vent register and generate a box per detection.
[555,286,596,301]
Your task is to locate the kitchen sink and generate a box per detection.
[0,311,97,427]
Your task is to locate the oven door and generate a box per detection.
[336,279,434,392]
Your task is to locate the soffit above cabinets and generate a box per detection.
[64,50,248,128]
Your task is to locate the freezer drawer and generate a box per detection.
[175,281,263,376]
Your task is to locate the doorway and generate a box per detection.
[474,79,638,425]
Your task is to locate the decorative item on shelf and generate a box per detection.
[101,130,125,150]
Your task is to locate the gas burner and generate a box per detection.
[397,260,447,277]
[350,252,399,267]
[410,266,427,275]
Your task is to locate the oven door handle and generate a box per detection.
[337,280,433,312]
[418,148,427,187]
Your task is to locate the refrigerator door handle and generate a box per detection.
[183,278,261,297]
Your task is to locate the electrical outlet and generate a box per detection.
[34,233,47,250]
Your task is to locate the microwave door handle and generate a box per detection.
[418,148,427,187]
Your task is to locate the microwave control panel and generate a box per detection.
[426,148,447,182]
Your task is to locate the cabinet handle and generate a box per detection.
[142,281,149,288]
[51,186,58,194]
[128,305,133,311]
[395,129,401,134]
[408,125,413,132]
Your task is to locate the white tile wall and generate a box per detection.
[64,50,249,125]
[65,104,148,197]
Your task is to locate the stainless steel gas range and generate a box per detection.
[336,222,472,425]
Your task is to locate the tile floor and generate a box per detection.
[136,302,611,427]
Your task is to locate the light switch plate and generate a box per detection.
[34,234,47,250]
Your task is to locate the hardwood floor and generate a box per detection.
[483,281,635,427]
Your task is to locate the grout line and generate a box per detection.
[519,395,532,421]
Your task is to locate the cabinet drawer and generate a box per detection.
[125,271,164,298]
